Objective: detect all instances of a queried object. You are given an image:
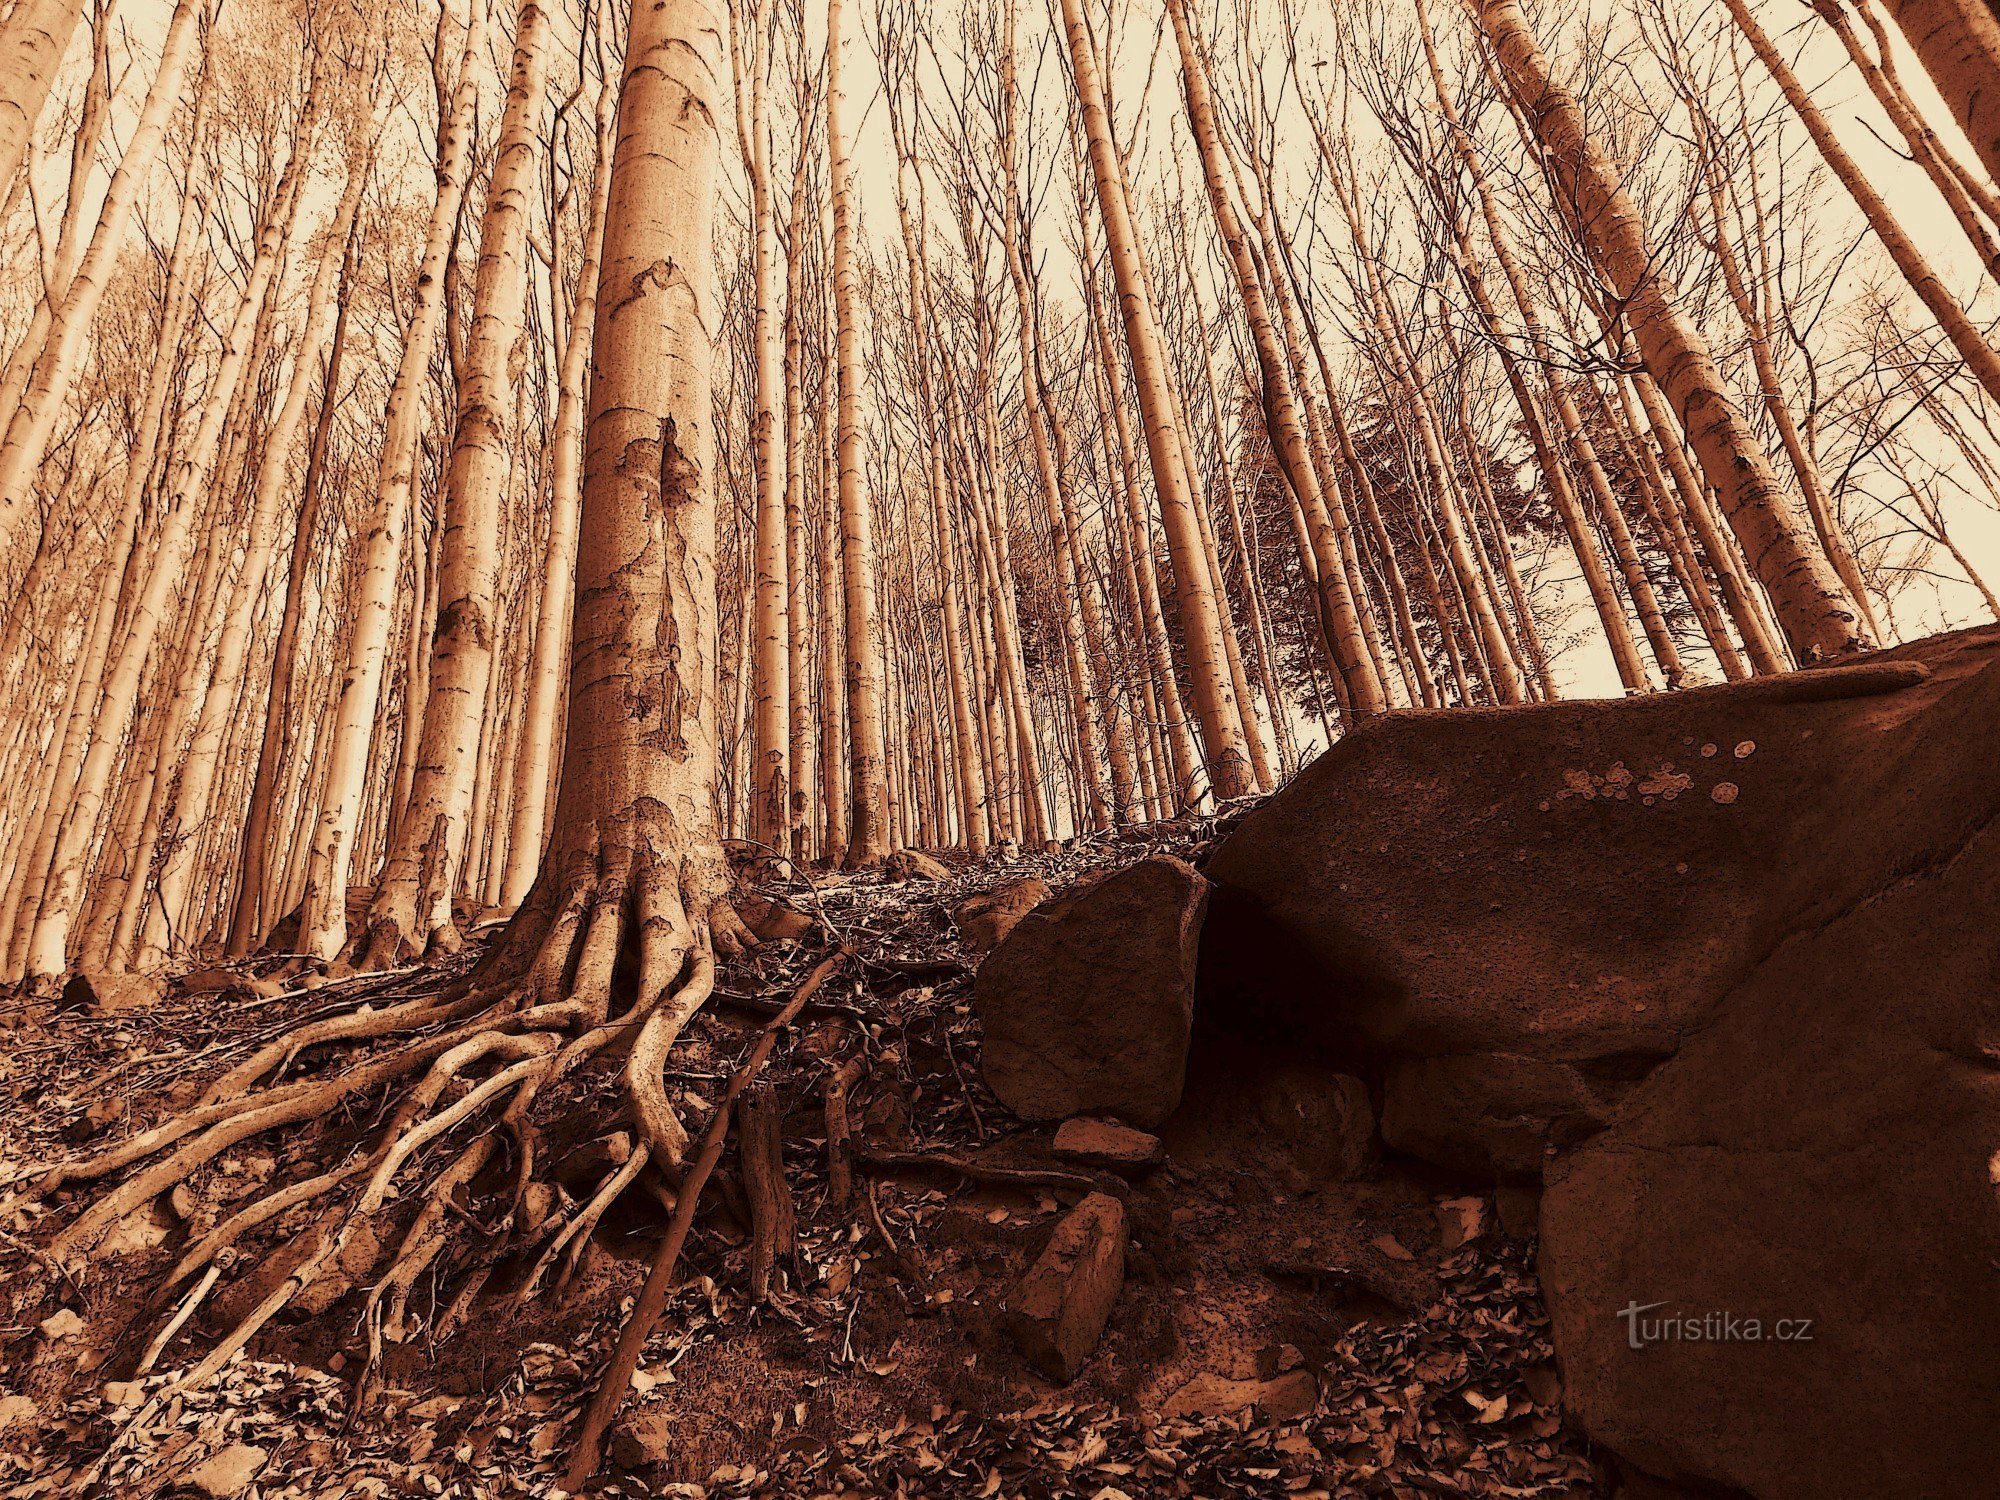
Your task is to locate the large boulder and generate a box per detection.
[1379,1053,1624,1179]
[974,857,1206,1127]
[1203,630,1997,1080]
[1199,625,2000,1497]
[1537,794,2000,1499]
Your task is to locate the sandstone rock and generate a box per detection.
[1052,1117,1165,1173]
[1539,767,2000,1500]
[60,969,164,1015]
[1494,1185,1541,1242]
[1005,1192,1128,1381]
[37,1309,83,1341]
[953,877,1050,956]
[1254,1066,1375,1185]
[1162,1368,1317,1422]
[1198,628,2000,1496]
[732,892,814,944]
[1203,641,1970,1072]
[886,848,953,882]
[1380,1054,1621,1179]
[211,1223,383,1326]
[552,1131,633,1190]
[65,1097,128,1143]
[610,1408,674,1470]
[185,1444,268,1498]
[180,967,245,995]
[976,858,1205,1127]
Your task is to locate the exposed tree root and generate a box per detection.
[28,824,776,1487]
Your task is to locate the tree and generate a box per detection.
[1471,0,1869,663]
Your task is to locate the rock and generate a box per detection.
[610,1409,673,1470]
[953,877,1050,956]
[0,1394,37,1445]
[1161,1368,1318,1422]
[1254,1066,1375,1185]
[1005,1192,1128,1381]
[1198,629,2000,1496]
[1052,1117,1164,1174]
[975,858,1206,1127]
[1380,1054,1622,1179]
[886,848,953,882]
[551,1131,632,1190]
[1539,759,2000,1500]
[1433,1195,1488,1252]
[732,892,814,944]
[37,1308,84,1341]
[211,1223,383,1326]
[184,1444,268,1498]
[1202,639,1971,1075]
[60,969,164,1015]
[1494,1185,1541,1241]
[64,1097,129,1143]
[180,967,245,995]
[100,1381,141,1408]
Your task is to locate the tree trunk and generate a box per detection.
[827,0,891,865]
[1056,0,1254,798]
[298,0,487,961]
[1472,0,1866,662]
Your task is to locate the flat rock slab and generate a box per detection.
[1053,1118,1165,1174]
[1005,1191,1128,1382]
[975,857,1207,1128]
[185,1445,269,1499]
[1162,1369,1318,1422]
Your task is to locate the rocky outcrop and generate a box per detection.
[1537,789,2000,1499]
[1196,626,2000,1498]
[1052,1118,1164,1174]
[974,858,1205,1127]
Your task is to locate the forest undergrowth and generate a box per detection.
[0,816,1601,1500]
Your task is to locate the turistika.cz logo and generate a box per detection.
[1617,1301,1816,1350]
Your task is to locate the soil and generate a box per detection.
[0,815,1607,1499]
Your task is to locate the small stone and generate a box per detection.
[1005,1192,1128,1382]
[1052,1118,1164,1174]
[38,1308,84,1341]
[1434,1194,1489,1252]
[100,1381,141,1408]
[953,877,1051,956]
[1255,1067,1375,1185]
[610,1409,674,1470]
[60,969,164,1015]
[65,1097,128,1142]
[185,1444,268,1498]
[733,892,814,944]
[886,848,953,882]
[1162,1368,1318,1422]
[180,967,244,996]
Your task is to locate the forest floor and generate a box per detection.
[0,820,1607,1500]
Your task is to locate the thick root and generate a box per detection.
[47,825,731,1420]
